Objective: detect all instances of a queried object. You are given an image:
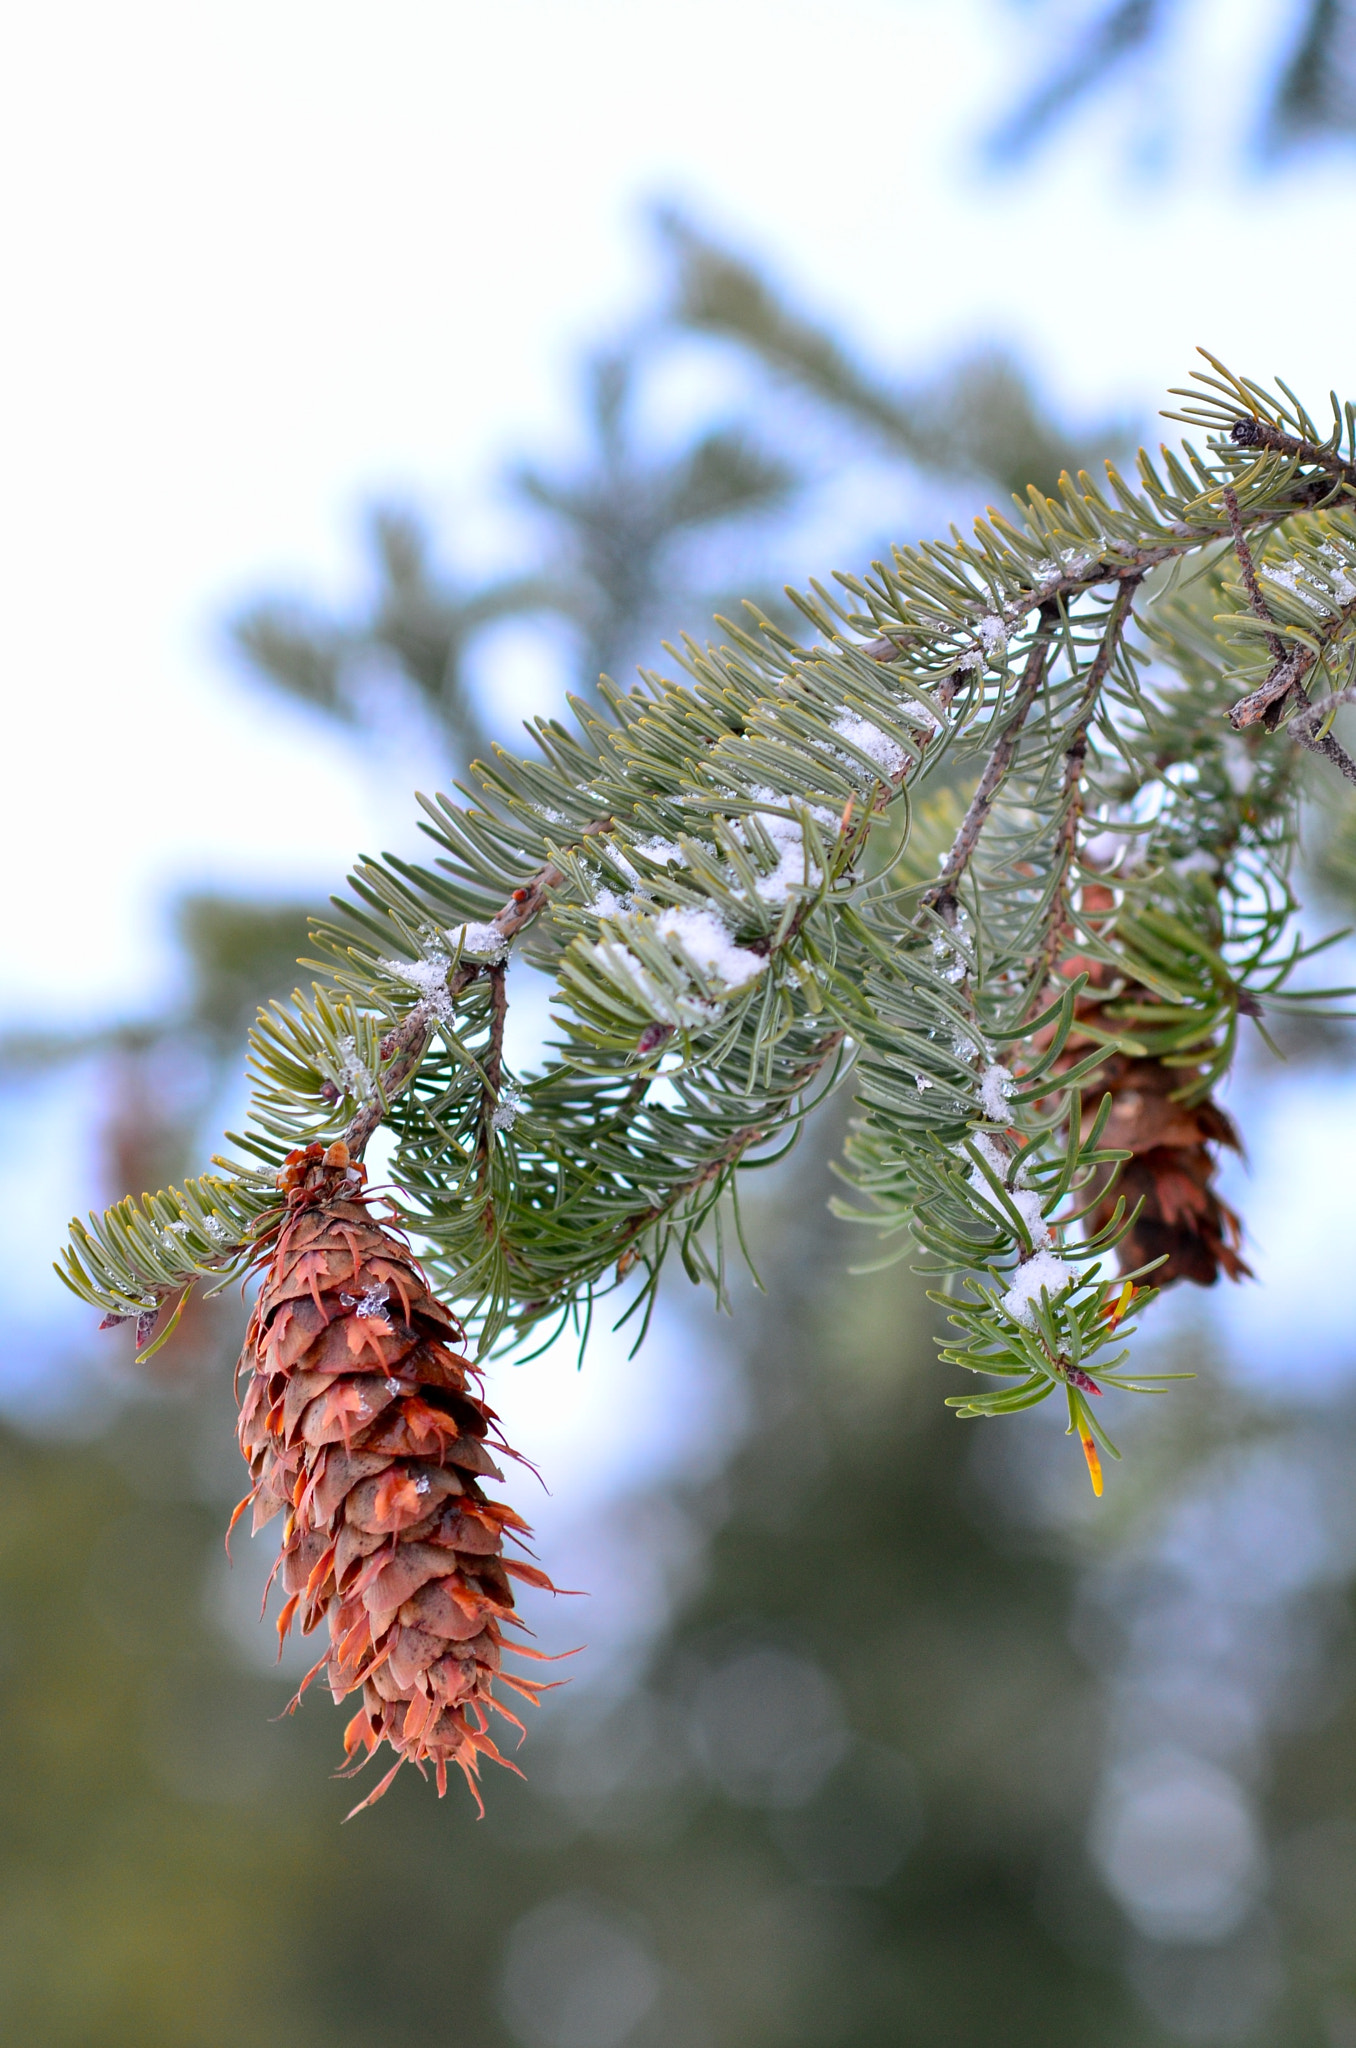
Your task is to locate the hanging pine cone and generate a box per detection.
[1077,1046,1250,1287]
[233,1139,562,1815]
[1048,894,1251,1289]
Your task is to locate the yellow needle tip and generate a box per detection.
[1080,1431,1104,1498]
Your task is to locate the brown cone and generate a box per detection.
[233,1140,562,1815]
[1075,1048,1250,1286]
[1046,907,1251,1289]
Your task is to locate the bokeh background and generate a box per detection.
[7,3,1356,2042]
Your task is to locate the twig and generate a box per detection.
[923,605,1059,917]
[1222,488,1287,666]
[1220,489,1356,785]
[1226,648,1316,730]
[1038,576,1142,987]
[344,853,566,1158]
[611,1029,847,1274]
[1230,417,1356,491]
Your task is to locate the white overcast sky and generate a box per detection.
[2,0,1351,1024]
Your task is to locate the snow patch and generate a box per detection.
[832,712,911,779]
[1001,1248,1073,1326]
[380,954,455,1017]
[449,922,509,962]
[655,907,767,988]
[737,789,831,906]
[591,938,719,1029]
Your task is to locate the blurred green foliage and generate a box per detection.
[0,1175,1151,2047]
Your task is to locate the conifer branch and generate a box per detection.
[59,355,1356,1493]
[1230,416,1356,491]
[1222,485,1356,784]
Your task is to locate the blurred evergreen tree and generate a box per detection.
[985,0,1356,164]
[657,211,1127,501]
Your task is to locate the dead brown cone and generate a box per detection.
[232,1139,563,1816]
[1074,1046,1251,1287]
[1046,902,1251,1290]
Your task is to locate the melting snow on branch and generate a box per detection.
[331,1033,374,1103]
[655,907,767,987]
[832,712,912,779]
[979,1063,1015,1120]
[380,955,456,1018]
[1001,1248,1074,1327]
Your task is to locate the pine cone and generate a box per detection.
[1079,1048,1250,1286]
[1047,913,1251,1288]
[233,1140,561,1815]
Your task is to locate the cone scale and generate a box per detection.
[233,1140,560,1815]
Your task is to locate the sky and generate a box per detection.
[3,0,1351,1023]
[4,0,1356,1553]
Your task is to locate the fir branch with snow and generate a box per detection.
[57,352,1356,1722]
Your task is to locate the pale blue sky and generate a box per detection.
[3,0,1350,1018]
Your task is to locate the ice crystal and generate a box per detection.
[490,1085,523,1133]
[330,1033,374,1103]
[342,1281,391,1319]
[979,1063,1015,1120]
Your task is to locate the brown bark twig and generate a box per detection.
[1230,416,1356,492]
[344,852,567,1158]
[923,605,1059,918]
[1221,489,1356,786]
[1037,576,1143,989]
